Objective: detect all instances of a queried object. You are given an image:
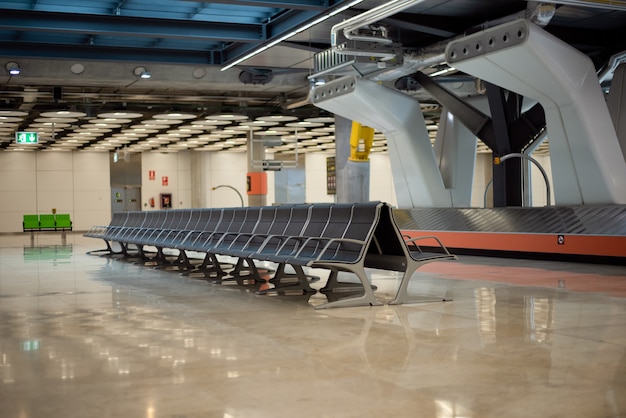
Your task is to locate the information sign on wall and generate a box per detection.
[326,157,336,195]
[149,170,156,180]
[15,131,39,144]
[162,176,169,186]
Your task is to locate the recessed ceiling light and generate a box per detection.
[285,121,324,128]
[256,115,298,122]
[70,63,85,74]
[0,116,24,123]
[203,119,233,126]
[238,120,278,127]
[153,113,197,120]
[34,117,79,123]
[206,113,248,121]
[304,116,335,123]
[98,112,144,119]
[144,119,180,125]
[5,62,20,75]
[0,110,28,117]
[40,110,86,118]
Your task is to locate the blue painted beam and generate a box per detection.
[181,0,327,11]
[0,42,220,65]
[0,9,263,42]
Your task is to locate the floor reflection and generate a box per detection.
[0,234,624,417]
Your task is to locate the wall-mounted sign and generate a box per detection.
[326,157,336,195]
[149,170,156,180]
[160,193,172,209]
[162,176,168,186]
[15,131,38,144]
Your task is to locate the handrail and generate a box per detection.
[211,185,244,207]
[498,153,551,207]
[484,153,551,207]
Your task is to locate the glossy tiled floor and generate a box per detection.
[1,232,625,418]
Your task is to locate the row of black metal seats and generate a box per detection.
[85,202,456,309]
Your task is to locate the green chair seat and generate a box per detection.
[39,214,56,230]
[23,214,40,231]
[55,214,72,230]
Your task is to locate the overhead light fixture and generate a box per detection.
[429,66,457,77]
[5,62,20,75]
[133,66,151,79]
[220,0,367,72]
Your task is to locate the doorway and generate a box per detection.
[111,187,142,212]
[110,152,142,213]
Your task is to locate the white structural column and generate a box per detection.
[447,19,626,205]
[607,63,626,163]
[434,108,477,207]
[312,76,452,208]
[334,115,370,203]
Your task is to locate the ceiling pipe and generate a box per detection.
[549,0,626,11]
[344,24,394,44]
[310,3,557,103]
[368,3,556,82]
[330,0,429,59]
[598,50,626,85]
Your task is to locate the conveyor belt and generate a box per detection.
[394,205,626,261]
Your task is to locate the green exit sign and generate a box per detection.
[15,131,39,144]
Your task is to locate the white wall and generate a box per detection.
[369,153,397,207]
[471,153,493,208]
[529,153,553,207]
[305,152,335,204]
[141,151,192,210]
[202,151,250,208]
[71,152,112,230]
[0,147,555,234]
[0,151,110,232]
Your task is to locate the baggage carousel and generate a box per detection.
[394,205,626,263]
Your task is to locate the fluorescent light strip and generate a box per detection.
[429,66,457,77]
[221,0,366,71]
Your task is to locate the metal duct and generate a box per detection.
[330,0,429,60]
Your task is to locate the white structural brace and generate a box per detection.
[312,76,470,208]
[447,19,626,205]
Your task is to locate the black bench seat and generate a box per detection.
[84,201,456,309]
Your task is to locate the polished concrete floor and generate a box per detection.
[1,232,625,418]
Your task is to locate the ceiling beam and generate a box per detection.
[177,0,328,11]
[0,9,263,43]
[0,43,221,65]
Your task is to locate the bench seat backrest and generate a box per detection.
[272,204,332,258]
[233,205,295,255]
[176,209,220,249]
[23,214,39,230]
[225,206,278,253]
[55,214,72,229]
[293,204,353,259]
[39,214,56,229]
[192,208,235,249]
[330,202,381,262]
[148,209,195,246]
[367,203,407,258]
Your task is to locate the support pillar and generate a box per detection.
[335,115,370,203]
[486,82,523,207]
[247,130,267,206]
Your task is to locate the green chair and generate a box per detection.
[23,214,40,232]
[55,214,73,231]
[39,214,56,230]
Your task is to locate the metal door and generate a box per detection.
[111,187,142,213]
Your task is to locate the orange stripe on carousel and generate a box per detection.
[401,230,626,258]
